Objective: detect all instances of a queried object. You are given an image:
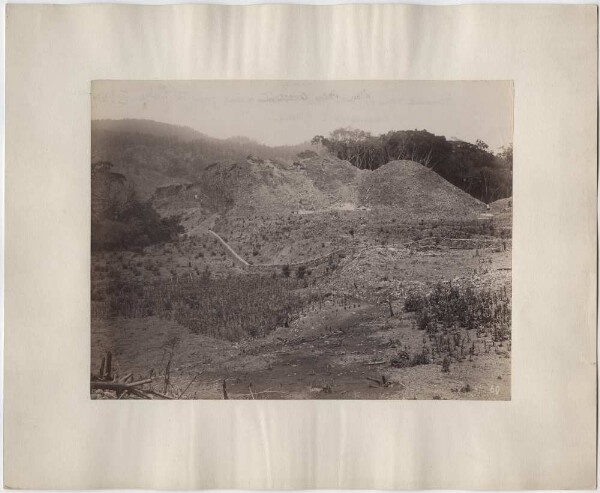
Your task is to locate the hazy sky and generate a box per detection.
[92,80,513,150]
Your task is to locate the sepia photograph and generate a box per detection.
[90,80,513,400]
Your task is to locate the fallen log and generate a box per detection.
[91,378,152,392]
[119,373,133,383]
[147,390,174,400]
[128,388,152,400]
[126,378,153,387]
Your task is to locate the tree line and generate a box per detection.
[311,128,512,203]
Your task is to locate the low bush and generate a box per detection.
[390,348,431,368]
[405,282,511,337]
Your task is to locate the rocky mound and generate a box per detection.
[358,160,486,217]
[154,155,363,216]
[295,155,362,206]
[154,157,488,220]
[220,157,329,213]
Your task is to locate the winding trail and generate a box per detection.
[208,229,503,274]
[208,230,250,268]
[208,229,347,272]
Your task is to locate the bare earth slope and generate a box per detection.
[153,155,360,216]
[359,160,486,218]
[155,156,486,221]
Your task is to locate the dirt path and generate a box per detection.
[209,226,504,280]
[208,228,347,271]
[208,229,250,267]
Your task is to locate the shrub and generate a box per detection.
[405,282,511,337]
[390,349,430,368]
[390,350,411,368]
[297,149,318,159]
[416,308,435,332]
[411,349,430,366]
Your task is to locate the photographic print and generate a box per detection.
[91,81,513,400]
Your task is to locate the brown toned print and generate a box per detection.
[90,80,513,400]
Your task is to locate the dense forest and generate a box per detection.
[91,161,184,251]
[312,128,512,203]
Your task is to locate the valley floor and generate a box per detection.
[91,231,511,400]
[92,300,510,400]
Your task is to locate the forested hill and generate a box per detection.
[91,119,318,197]
[312,128,513,203]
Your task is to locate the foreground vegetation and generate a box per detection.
[91,224,512,399]
[391,282,511,374]
[93,273,324,340]
[405,282,511,339]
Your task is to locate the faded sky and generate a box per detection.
[92,80,513,150]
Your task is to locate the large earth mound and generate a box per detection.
[358,160,486,217]
[295,155,362,207]
[154,155,362,216]
[154,157,488,221]
[213,156,332,213]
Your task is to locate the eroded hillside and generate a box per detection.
[91,122,512,400]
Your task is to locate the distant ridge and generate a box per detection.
[92,119,213,142]
[91,119,318,197]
